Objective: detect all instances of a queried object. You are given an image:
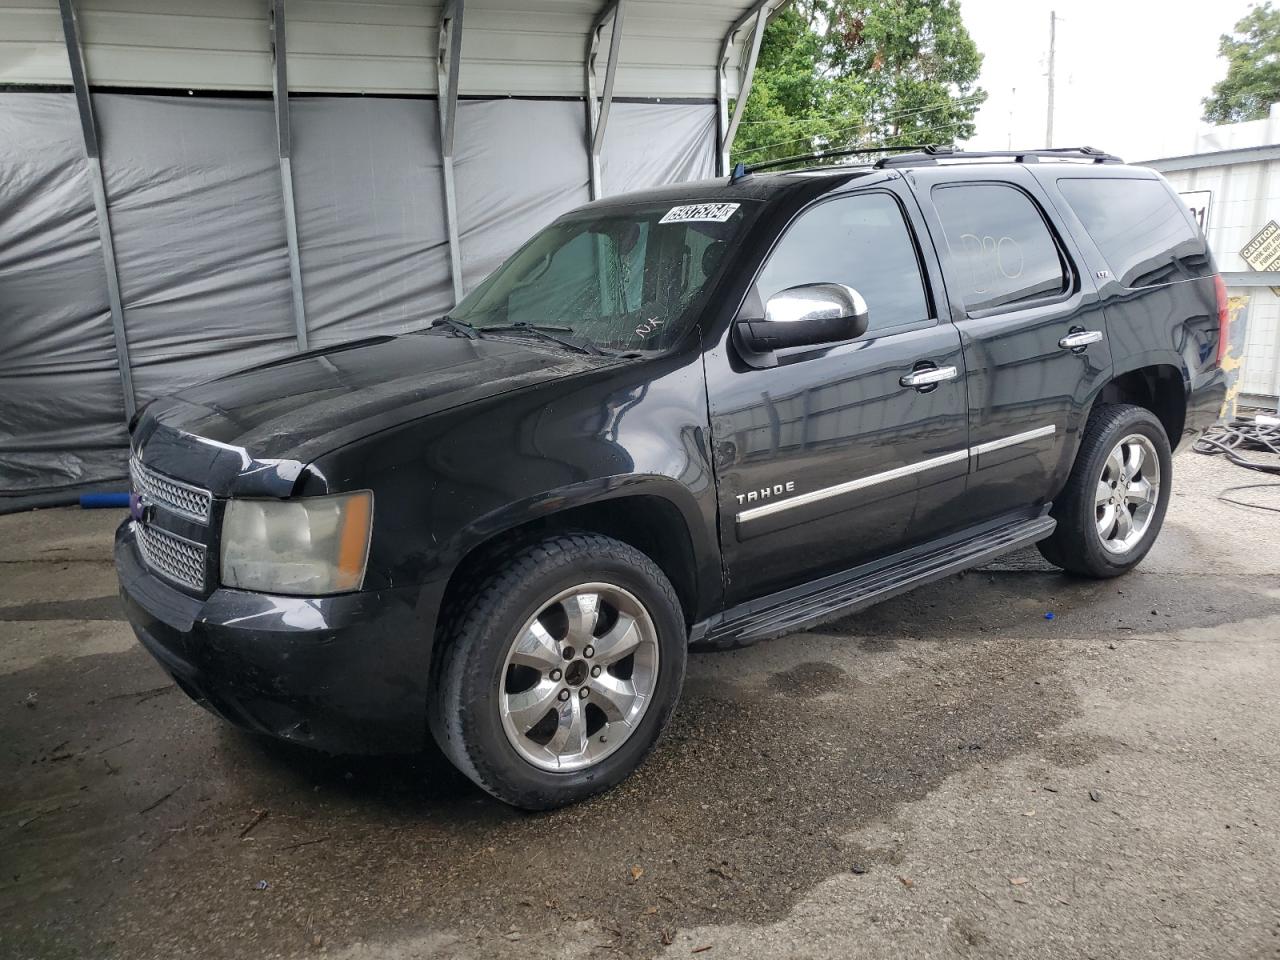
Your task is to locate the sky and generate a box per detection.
[959,0,1256,161]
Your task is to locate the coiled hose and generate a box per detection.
[1192,414,1280,513]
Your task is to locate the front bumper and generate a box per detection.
[115,521,434,754]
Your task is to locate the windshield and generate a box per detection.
[450,200,755,351]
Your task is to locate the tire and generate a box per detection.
[428,532,687,810]
[1038,403,1173,578]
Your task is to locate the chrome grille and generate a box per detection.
[130,456,211,523]
[134,522,207,590]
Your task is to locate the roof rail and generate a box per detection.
[730,144,935,182]
[874,145,1123,168]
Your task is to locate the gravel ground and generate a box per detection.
[1,449,1278,960]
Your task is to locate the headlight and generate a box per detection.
[220,492,373,595]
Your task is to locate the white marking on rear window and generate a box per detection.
[659,202,740,225]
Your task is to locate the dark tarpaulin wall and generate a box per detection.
[453,98,594,289]
[0,92,130,495]
[0,93,716,501]
[601,101,717,194]
[94,94,299,406]
[290,98,453,343]
[454,100,718,289]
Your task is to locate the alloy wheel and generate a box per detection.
[1095,433,1161,555]
[499,582,660,772]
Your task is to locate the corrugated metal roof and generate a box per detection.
[0,0,763,98]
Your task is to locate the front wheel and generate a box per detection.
[1038,403,1173,578]
[429,533,687,810]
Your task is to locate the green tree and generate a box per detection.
[1203,3,1280,124]
[732,0,986,166]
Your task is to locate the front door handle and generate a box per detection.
[900,365,958,389]
[1059,329,1104,351]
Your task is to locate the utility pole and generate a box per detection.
[1045,10,1056,147]
[1008,86,1015,151]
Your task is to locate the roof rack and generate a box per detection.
[729,144,1123,182]
[873,145,1123,168]
[730,144,934,182]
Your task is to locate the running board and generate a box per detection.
[694,514,1056,649]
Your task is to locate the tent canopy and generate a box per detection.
[0,0,778,503]
[4,0,766,99]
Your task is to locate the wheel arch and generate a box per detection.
[1089,362,1187,450]
[432,479,718,667]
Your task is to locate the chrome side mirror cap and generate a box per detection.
[735,283,870,358]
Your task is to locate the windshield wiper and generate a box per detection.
[429,315,482,340]
[479,322,606,356]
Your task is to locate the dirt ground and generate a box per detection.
[2,450,1279,960]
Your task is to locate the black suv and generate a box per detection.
[116,147,1227,809]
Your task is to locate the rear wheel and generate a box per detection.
[429,533,686,810]
[1038,403,1172,578]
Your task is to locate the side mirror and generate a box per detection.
[735,283,870,356]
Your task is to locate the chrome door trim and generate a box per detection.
[736,448,969,524]
[734,423,1058,525]
[970,424,1056,456]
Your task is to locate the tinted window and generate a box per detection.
[1058,178,1211,287]
[932,183,1068,312]
[756,192,930,335]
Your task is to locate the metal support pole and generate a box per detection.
[437,0,465,304]
[58,0,136,421]
[269,0,308,349]
[585,0,625,200]
[717,0,773,175]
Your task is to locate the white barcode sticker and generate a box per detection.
[659,202,740,224]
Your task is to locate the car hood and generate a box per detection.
[133,332,614,497]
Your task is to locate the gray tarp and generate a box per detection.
[95,94,299,406]
[0,93,715,499]
[602,101,717,194]
[291,98,453,343]
[0,92,129,494]
[454,98,594,289]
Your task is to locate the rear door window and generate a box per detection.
[931,183,1069,313]
[1057,178,1211,287]
[755,191,931,335]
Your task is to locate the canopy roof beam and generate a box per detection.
[717,0,775,176]
[58,0,137,422]
[438,0,465,303]
[585,0,626,200]
[269,0,308,350]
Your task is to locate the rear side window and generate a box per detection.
[755,191,931,335]
[1057,178,1211,288]
[931,183,1069,313]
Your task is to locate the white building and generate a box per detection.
[1145,104,1280,409]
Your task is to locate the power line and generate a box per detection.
[742,117,976,168]
[735,102,976,125]
[747,97,983,154]
[743,96,986,154]
[741,97,985,156]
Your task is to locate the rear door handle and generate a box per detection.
[1059,329,1104,350]
[899,365,958,389]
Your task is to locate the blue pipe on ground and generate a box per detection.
[80,492,130,509]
